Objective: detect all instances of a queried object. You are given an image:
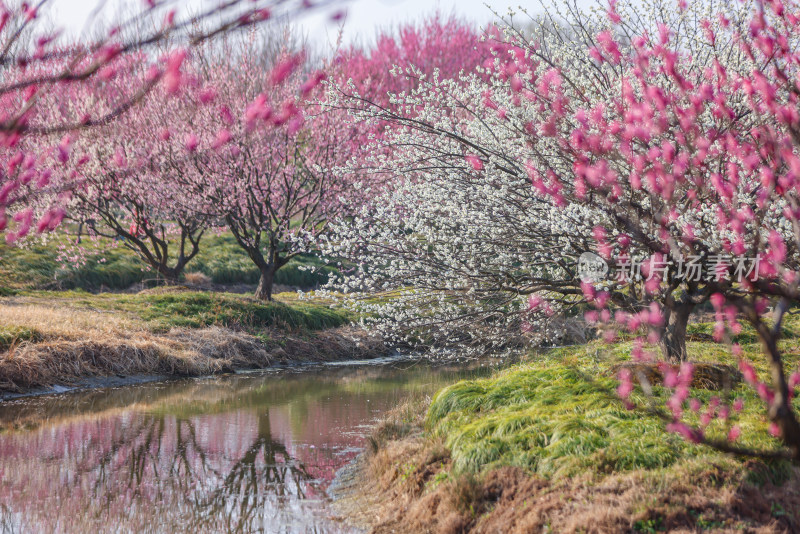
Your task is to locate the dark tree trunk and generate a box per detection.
[153,255,192,283]
[751,299,800,461]
[155,265,180,282]
[254,265,275,301]
[660,301,694,363]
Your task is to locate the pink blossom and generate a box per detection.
[36,211,52,233]
[700,412,712,427]
[287,116,305,136]
[271,52,305,85]
[666,422,702,444]
[112,148,126,168]
[596,30,621,63]
[756,382,775,403]
[465,154,484,171]
[617,368,634,399]
[679,362,694,385]
[767,230,787,264]
[300,71,326,97]
[631,339,645,361]
[163,49,188,94]
[56,134,71,164]
[769,423,781,437]
[184,133,199,153]
[581,281,596,301]
[739,359,758,385]
[244,95,273,129]
[607,0,621,23]
[647,303,663,326]
[211,129,231,150]
[198,87,217,104]
[789,371,800,389]
[663,368,679,388]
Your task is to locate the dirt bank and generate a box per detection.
[0,318,387,399]
[0,290,388,398]
[0,324,387,398]
[333,399,800,534]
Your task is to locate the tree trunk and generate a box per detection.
[754,299,800,461]
[660,301,694,363]
[154,263,184,284]
[254,265,275,301]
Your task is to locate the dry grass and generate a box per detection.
[0,301,384,394]
[0,303,265,392]
[182,271,212,286]
[0,302,143,337]
[611,361,743,390]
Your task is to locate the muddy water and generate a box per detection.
[0,357,503,533]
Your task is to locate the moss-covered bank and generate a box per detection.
[335,334,800,533]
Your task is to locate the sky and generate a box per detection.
[46,0,544,48]
[297,0,527,46]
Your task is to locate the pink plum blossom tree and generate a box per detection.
[131,34,362,300]
[0,0,341,247]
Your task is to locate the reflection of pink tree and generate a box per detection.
[0,363,446,530]
[0,410,314,532]
[0,385,381,531]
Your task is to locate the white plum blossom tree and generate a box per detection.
[324,0,800,459]
[321,0,765,360]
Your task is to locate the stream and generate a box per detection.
[0,357,505,533]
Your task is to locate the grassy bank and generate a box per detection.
[0,289,384,396]
[344,327,800,533]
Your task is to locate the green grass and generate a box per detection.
[420,312,800,481]
[18,289,350,333]
[425,337,800,482]
[0,237,146,291]
[129,291,348,331]
[0,231,338,291]
[191,234,338,287]
[0,325,42,351]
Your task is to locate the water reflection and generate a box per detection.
[0,359,503,533]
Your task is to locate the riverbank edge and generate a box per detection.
[330,394,800,533]
[0,324,390,400]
